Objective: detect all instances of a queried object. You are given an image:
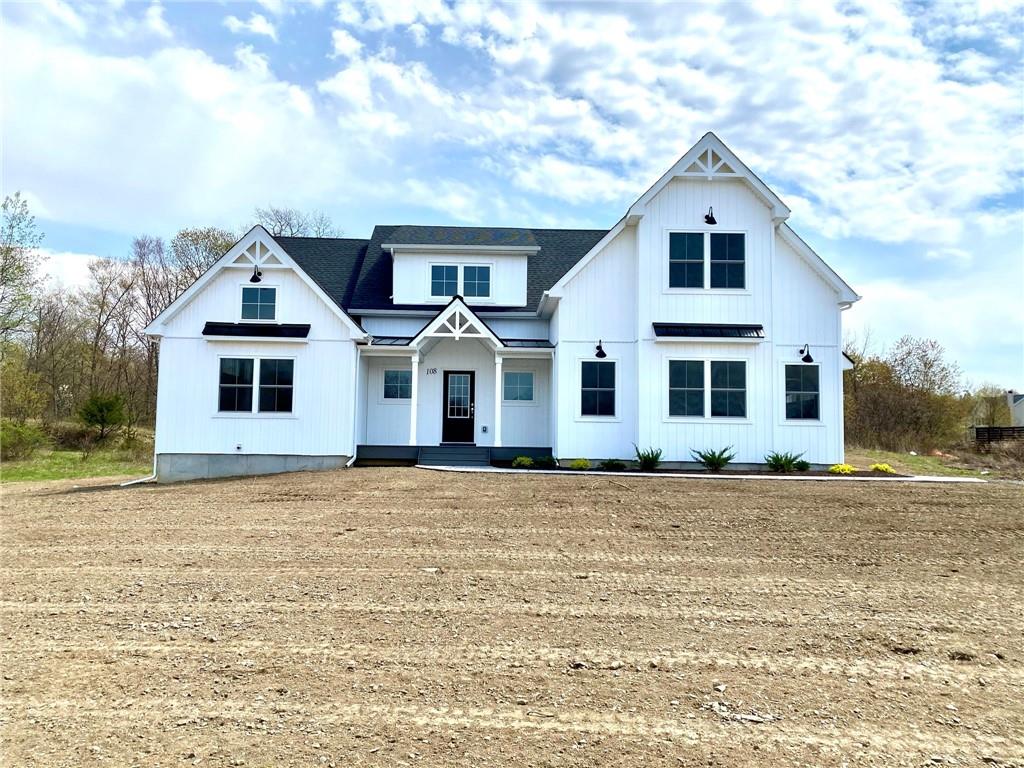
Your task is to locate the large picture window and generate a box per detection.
[503,371,534,402]
[668,232,704,288]
[710,233,745,289]
[258,359,294,413]
[668,360,704,417]
[785,364,819,420]
[710,360,746,418]
[241,286,276,320]
[581,360,615,417]
[383,369,412,400]
[431,265,458,297]
[462,265,491,298]
[218,358,254,412]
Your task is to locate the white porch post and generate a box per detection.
[493,354,503,448]
[409,354,419,446]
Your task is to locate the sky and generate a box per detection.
[1,0,1022,386]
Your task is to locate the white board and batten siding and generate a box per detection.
[390,251,528,307]
[154,266,356,457]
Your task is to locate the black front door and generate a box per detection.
[442,370,475,443]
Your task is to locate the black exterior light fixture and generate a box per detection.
[595,340,607,359]
[249,263,263,283]
[704,206,717,225]
[799,344,814,364]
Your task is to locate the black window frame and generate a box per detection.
[241,286,277,321]
[580,360,616,417]
[668,359,705,417]
[383,369,413,400]
[218,358,254,412]
[462,265,491,298]
[430,264,458,297]
[258,358,294,413]
[668,232,704,289]
[785,364,820,420]
[709,233,745,289]
[710,360,746,418]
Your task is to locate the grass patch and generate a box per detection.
[1,449,151,483]
[844,448,987,478]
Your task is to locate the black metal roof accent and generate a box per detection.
[502,338,555,348]
[367,336,413,346]
[202,322,311,338]
[652,323,764,339]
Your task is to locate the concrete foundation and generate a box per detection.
[156,453,350,483]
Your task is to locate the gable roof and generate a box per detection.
[381,225,539,249]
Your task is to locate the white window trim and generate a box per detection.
[501,370,537,406]
[779,360,824,427]
[661,356,753,424]
[380,367,414,405]
[662,229,751,295]
[575,357,620,422]
[427,262,495,303]
[213,354,297,419]
[238,283,279,323]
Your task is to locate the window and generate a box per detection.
[463,265,491,298]
[785,364,819,420]
[258,359,294,413]
[383,369,412,400]
[431,265,458,297]
[710,233,745,289]
[218,358,254,412]
[668,360,704,417]
[241,286,276,320]
[581,360,615,417]
[669,232,704,288]
[503,371,534,402]
[710,360,746,418]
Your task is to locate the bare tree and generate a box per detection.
[0,192,45,343]
[254,205,341,237]
[81,259,135,393]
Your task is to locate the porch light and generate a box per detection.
[249,264,262,283]
[799,344,813,364]
[704,206,717,225]
[595,340,607,359]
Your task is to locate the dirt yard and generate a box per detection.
[1,469,1022,767]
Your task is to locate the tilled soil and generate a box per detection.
[1,468,1022,767]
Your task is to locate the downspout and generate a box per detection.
[346,342,362,467]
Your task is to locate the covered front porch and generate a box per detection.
[355,297,553,462]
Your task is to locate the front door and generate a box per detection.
[442,370,475,443]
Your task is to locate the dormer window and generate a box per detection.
[462,266,490,298]
[431,265,458,297]
[429,264,491,299]
[241,286,276,320]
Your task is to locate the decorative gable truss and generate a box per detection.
[143,225,368,339]
[681,145,738,178]
[406,296,503,352]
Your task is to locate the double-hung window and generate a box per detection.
[462,266,491,298]
[383,369,412,400]
[218,357,293,414]
[785,364,819,420]
[710,233,745,289]
[668,233,704,288]
[431,265,458,297]
[710,361,746,418]
[503,371,534,402]
[581,360,615,417]
[241,286,276,320]
[668,360,704,417]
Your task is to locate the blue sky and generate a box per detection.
[2,0,1022,386]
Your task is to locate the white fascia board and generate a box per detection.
[545,217,628,298]
[382,243,539,255]
[777,223,861,305]
[626,132,791,222]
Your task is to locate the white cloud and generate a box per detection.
[330,29,363,59]
[37,0,86,36]
[223,13,277,42]
[40,249,95,291]
[144,3,173,39]
[255,0,286,15]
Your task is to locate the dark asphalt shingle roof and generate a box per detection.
[279,225,608,314]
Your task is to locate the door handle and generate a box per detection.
[471,403,475,416]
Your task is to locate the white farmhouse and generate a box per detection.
[145,133,859,481]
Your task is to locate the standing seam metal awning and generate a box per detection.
[652,323,764,339]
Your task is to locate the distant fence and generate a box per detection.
[971,426,1024,447]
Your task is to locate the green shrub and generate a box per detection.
[0,420,49,460]
[534,456,558,469]
[599,459,626,471]
[794,459,811,472]
[568,458,591,471]
[829,463,857,475]
[78,393,125,440]
[512,456,534,469]
[869,462,896,474]
[691,446,735,472]
[765,451,804,473]
[633,444,663,471]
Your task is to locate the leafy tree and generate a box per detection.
[969,384,1012,427]
[77,393,125,440]
[254,205,340,237]
[0,192,45,342]
[0,343,46,422]
[170,227,236,286]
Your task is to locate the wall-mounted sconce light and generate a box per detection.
[799,344,813,364]
[249,264,263,283]
[595,340,607,359]
[704,206,717,225]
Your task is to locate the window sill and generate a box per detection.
[779,419,825,427]
[663,417,753,425]
[662,288,752,296]
[502,400,538,407]
[574,415,621,423]
[213,413,298,420]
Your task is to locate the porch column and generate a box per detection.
[493,354,503,448]
[409,354,419,446]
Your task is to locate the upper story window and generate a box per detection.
[431,265,458,297]
[581,360,615,417]
[462,265,491,298]
[503,371,534,402]
[785,364,819,420]
[241,286,276,320]
[667,232,745,291]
